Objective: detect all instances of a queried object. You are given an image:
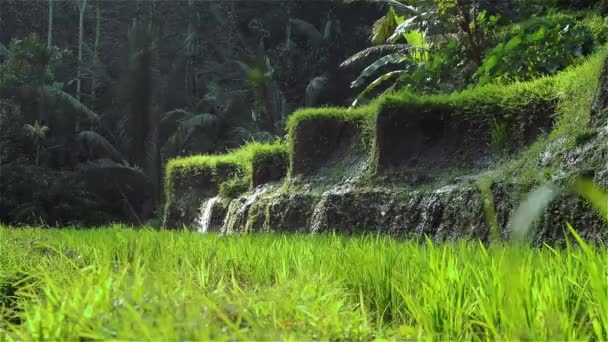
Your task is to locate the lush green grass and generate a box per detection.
[495,46,607,185]
[378,76,558,148]
[164,141,287,200]
[286,105,377,144]
[0,227,606,340]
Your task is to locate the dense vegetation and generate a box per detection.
[0,226,606,340]
[0,0,378,226]
[1,0,607,227]
[1,1,608,339]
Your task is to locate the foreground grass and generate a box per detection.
[0,227,606,340]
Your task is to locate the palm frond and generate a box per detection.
[289,19,324,46]
[351,53,411,88]
[23,121,49,139]
[387,14,428,43]
[159,109,193,145]
[340,44,410,69]
[77,130,125,163]
[180,113,219,130]
[169,113,220,154]
[305,76,329,107]
[221,94,251,125]
[42,85,100,122]
[248,131,274,144]
[371,7,398,45]
[352,70,407,107]
[78,158,152,220]
[224,126,253,147]
[183,29,198,56]
[82,43,109,85]
[0,42,8,58]
[343,0,418,14]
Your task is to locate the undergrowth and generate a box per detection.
[0,227,605,340]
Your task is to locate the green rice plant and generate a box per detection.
[0,226,605,340]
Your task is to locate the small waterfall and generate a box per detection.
[310,192,330,233]
[221,184,275,234]
[221,199,244,234]
[196,196,222,233]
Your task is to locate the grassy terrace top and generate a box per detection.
[165,46,607,192]
[286,75,557,133]
[164,141,290,203]
[286,49,604,137]
[166,141,287,177]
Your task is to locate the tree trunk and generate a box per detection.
[35,144,40,168]
[286,6,292,50]
[457,1,483,67]
[92,0,100,101]
[185,0,195,97]
[47,0,53,48]
[77,0,88,102]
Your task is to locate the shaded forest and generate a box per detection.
[0,0,607,227]
[0,0,381,226]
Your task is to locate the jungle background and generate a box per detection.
[0,0,606,227]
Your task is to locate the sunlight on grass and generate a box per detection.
[0,227,605,340]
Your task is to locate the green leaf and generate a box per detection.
[340,44,411,69]
[505,36,522,52]
[387,15,419,43]
[484,55,498,73]
[404,30,425,49]
[528,27,546,42]
[572,179,608,222]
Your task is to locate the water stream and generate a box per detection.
[196,196,222,233]
[221,184,275,233]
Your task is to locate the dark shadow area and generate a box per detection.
[291,118,362,176]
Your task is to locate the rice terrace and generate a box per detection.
[0,0,607,340]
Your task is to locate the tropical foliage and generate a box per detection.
[343,0,608,105]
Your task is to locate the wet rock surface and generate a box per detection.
[167,64,608,242]
[266,194,318,233]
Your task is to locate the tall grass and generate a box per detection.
[0,227,605,340]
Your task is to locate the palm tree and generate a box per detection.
[0,34,99,127]
[118,19,160,203]
[23,121,49,167]
[160,85,273,160]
